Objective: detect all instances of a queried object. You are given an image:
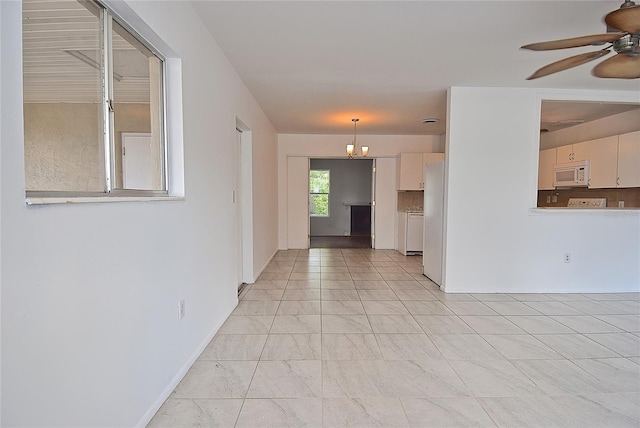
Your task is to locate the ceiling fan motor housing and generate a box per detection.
[613,34,640,54]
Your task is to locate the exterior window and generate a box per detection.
[309,170,330,217]
[22,0,166,196]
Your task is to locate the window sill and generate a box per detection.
[26,195,185,206]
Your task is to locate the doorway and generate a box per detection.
[309,158,373,248]
[122,132,153,189]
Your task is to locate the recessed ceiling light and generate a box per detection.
[421,118,439,124]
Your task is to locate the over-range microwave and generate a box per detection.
[553,160,590,188]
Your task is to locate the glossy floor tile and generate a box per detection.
[150,249,640,427]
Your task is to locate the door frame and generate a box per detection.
[235,118,254,284]
[371,158,376,248]
[306,157,375,248]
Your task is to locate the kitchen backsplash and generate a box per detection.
[538,187,640,208]
[397,191,424,211]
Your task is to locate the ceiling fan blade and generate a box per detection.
[521,33,625,51]
[605,5,640,34]
[526,49,611,80]
[593,53,640,78]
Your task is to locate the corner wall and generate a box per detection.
[1,1,278,426]
[444,87,640,293]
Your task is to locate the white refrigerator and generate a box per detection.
[423,161,445,286]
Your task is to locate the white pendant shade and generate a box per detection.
[345,118,367,158]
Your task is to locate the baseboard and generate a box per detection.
[252,248,278,283]
[135,303,236,427]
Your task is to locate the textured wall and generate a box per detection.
[24,103,151,191]
[24,103,104,191]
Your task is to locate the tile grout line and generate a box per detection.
[234,268,288,428]
[221,249,639,427]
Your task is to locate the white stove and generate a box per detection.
[567,198,607,208]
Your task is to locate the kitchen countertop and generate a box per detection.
[530,207,640,216]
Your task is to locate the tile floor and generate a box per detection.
[148,249,640,427]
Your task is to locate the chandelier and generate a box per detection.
[346,118,368,159]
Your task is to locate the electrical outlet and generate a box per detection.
[178,299,185,320]
[552,195,558,203]
[546,196,551,203]
[619,201,624,208]
[564,253,571,263]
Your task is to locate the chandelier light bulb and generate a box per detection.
[345,118,367,158]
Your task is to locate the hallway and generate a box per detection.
[149,249,640,427]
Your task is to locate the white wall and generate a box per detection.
[0,1,278,427]
[287,157,309,249]
[373,157,398,249]
[310,159,372,236]
[444,87,640,293]
[278,134,443,249]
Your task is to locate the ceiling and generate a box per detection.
[190,0,640,135]
[540,100,639,133]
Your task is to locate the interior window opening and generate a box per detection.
[22,0,166,197]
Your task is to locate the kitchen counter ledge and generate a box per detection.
[530,207,640,217]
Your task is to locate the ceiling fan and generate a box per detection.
[521,0,640,79]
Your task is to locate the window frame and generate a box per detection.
[309,169,330,217]
[23,0,170,201]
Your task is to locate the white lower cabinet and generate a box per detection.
[397,211,423,255]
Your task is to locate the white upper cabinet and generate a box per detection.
[544,131,640,190]
[396,153,424,190]
[396,152,445,190]
[572,141,590,162]
[556,145,572,163]
[557,143,588,163]
[538,148,556,190]
[585,135,618,189]
[617,131,640,188]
